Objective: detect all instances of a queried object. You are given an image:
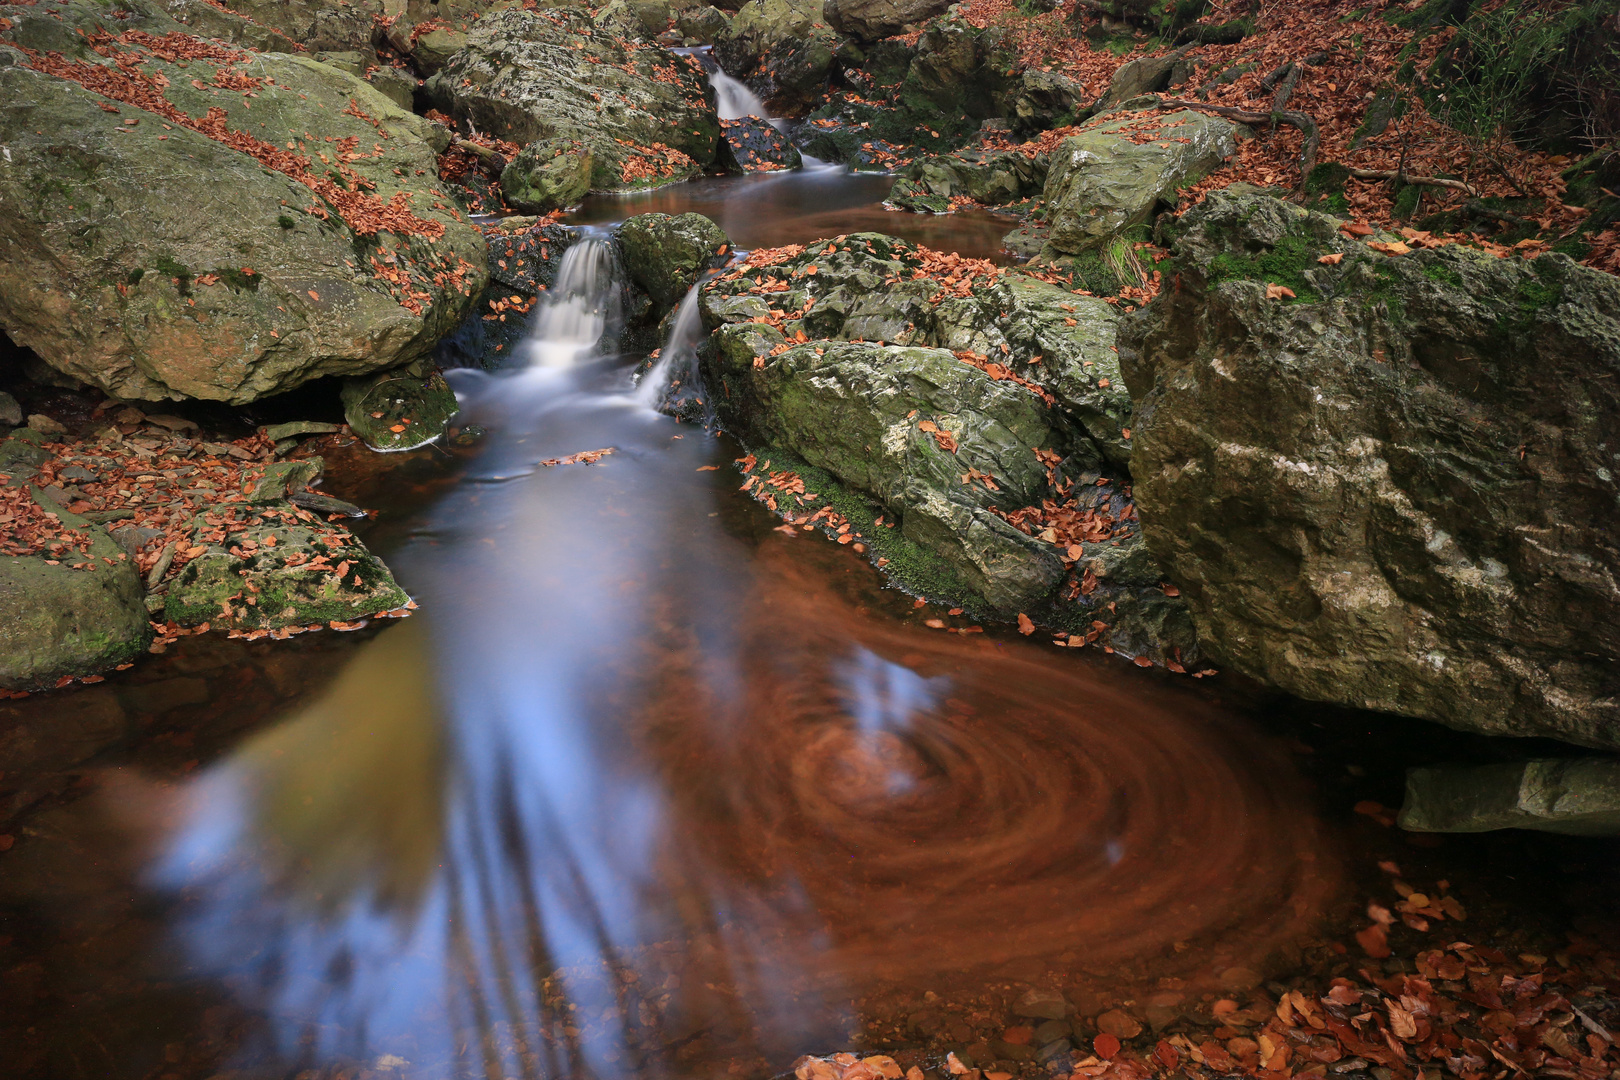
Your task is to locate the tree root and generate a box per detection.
[1346,168,1480,197]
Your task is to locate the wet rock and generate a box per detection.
[501,139,594,214]
[341,369,459,452]
[261,421,343,442]
[889,178,951,213]
[1013,988,1071,1021]
[715,0,845,114]
[425,7,719,190]
[109,524,165,556]
[617,213,730,311]
[825,0,952,40]
[1399,758,1620,836]
[1120,192,1620,747]
[1042,108,1240,255]
[164,521,409,630]
[894,149,1048,208]
[0,391,20,428]
[0,6,487,404]
[247,458,323,505]
[892,12,1021,144]
[718,117,803,174]
[408,27,467,76]
[0,495,152,689]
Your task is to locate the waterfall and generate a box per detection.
[709,67,768,121]
[636,282,707,413]
[516,231,621,370]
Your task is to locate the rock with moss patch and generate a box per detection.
[0,4,487,405]
[501,139,594,214]
[342,370,459,451]
[425,7,718,190]
[1042,107,1240,255]
[1399,758,1620,836]
[617,212,730,311]
[164,521,409,630]
[1120,191,1620,748]
[677,3,731,42]
[248,457,324,504]
[894,149,1047,209]
[0,493,152,688]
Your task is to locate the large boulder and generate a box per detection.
[616,213,729,311]
[824,0,952,40]
[696,234,1195,659]
[1119,193,1620,747]
[0,13,487,405]
[218,0,500,54]
[0,482,152,689]
[425,7,719,191]
[1043,107,1241,255]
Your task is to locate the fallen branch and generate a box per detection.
[1347,167,1480,197]
[1157,97,1319,177]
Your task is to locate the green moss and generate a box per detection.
[739,444,982,610]
[1206,234,1324,303]
[1422,261,1464,286]
[278,214,297,228]
[213,266,261,292]
[1391,182,1423,220]
[126,267,145,286]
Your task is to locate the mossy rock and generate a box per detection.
[616,212,730,311]
[341,370,459,452]
[501,139,594,215]
[0,492,152,688]
[164,522,409,630]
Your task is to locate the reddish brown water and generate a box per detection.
[1,170,1614,1080]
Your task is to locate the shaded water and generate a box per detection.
[2,161,1617,1080]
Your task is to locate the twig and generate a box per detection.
[1347,167,1480,196]
[1157,97,1320,177]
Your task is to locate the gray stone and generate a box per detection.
[0,390,21,427]
[501,139,594,215]
[825,0,952,40]
[1013,988,1071,1021]
[617,212,730,311]
[262,421,343,442]
[1043,108,1240,254]
[247,457,324,504]
[1400,759,1620,836]
[1120,192,1620,747]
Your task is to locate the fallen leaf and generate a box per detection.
[1017,612,1035,635]
[1265,283,1297,300]
[1318,252,1345,265]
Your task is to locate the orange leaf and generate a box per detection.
[1016,612,1035,635]
[1095,1034,1121,1060]
[1318,252,1345,265]
[1265,283,1297,300]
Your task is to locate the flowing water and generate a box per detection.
[2,127,1617,1080]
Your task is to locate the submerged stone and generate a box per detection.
[342,370,459,452]
[1400,759,1620,836]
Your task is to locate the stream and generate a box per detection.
[1,105,1616,1080]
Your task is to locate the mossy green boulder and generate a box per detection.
[342,370,460,452]
[0,491,152,689]
[164,522,409,630]
[0,5,487,405]
[501,140,594,215]
[617,212,730,311]
[1121,192,1620,747]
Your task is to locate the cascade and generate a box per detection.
[516,230,621,370]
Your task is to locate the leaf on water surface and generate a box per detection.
[1017,612,1035,635]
